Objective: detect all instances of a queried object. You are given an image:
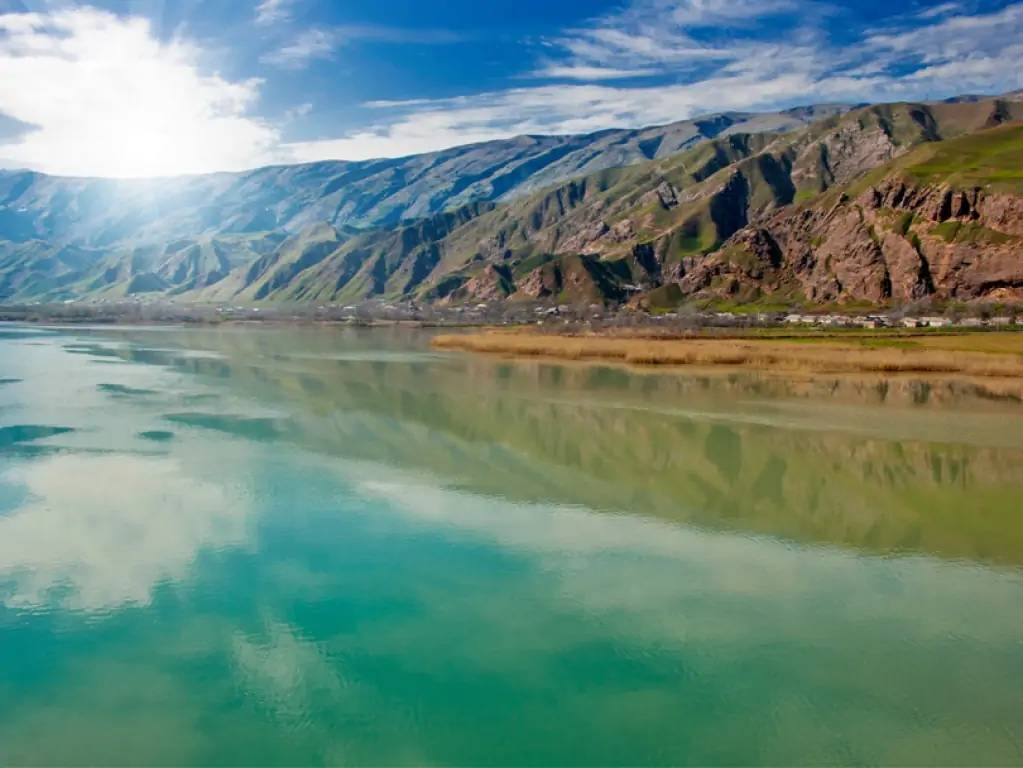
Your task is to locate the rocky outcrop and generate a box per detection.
[459,265,514,302]
[677,174,1023,304]
[979,193,1023,237]
[654,180,681,209]
[516,263,562,299]
[513,254,629,303]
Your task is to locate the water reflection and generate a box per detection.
[233,622,346,723]
[0,453,250,610]
[57,324,1023,567]
[1,325,1022,765]
[0,424,74,451]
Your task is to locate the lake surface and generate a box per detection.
[1,323,1023,766]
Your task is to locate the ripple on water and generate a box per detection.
[63,343,123,358]
[0,329,56,340]
[137,430,175,442]
[181,393,219,405]
[0,425,76,458]
[162,412,287,441]
[0,425,75,447]
[98,383,159,397]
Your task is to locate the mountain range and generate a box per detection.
[1,95,1021,309]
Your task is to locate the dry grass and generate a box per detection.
[432,330,1023,378]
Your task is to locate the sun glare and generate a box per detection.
[0,8,276,178]
[96,116,200,179]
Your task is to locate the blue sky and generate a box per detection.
[0,0,1021,176]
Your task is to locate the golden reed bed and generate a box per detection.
[432,330,1023,378]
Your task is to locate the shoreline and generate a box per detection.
[431,329,1023,379]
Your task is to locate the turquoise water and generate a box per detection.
[1,324,1023,765]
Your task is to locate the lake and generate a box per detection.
[1,323,1022,765]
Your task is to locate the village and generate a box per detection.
[2,296,1020,331]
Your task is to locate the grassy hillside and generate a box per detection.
[388,97,1023,305]
[1,96,1020,308]
[0,106,844,250]
[901,121,1023,192]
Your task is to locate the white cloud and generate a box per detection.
[528,65,659,80]
[279,76,798,162]
[541,0,799,78]
[281,0,1023,163]
[0,6,278,177]
[283,101,314,122]
[3,0,1023,174]
[276,83,751,161]
[867,2,1023,60]
[261,23,464,70]
[664,0,802,25]
[916,2,962,20]
[260,26,335,68]
[255,0,295,26]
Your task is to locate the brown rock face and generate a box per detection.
[860,179,1023,300]
[654,180,680,209]
[461,265,513,301]
[820,123,900,185]
[880,230,933,302]
[979,194,1023,237]
[516,264,562,299]
[677,175,1023,304]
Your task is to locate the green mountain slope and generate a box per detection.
[1,95,1020,308]
[0,106,844,247]
[227,95,1021,307]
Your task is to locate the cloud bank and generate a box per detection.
[284,1,1023,162]
[1,1,1022,175]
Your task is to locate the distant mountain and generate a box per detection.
[1,95,1021,308]
[0,105,847,243]
[214,95,1023,308]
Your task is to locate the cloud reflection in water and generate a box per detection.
[0,453,249,611]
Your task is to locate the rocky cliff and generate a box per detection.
[677,121,1023,305]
